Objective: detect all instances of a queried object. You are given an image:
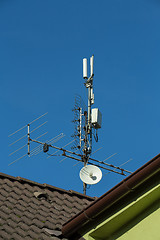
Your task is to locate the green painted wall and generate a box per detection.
[83,183,160,240]
[110,200,160,240]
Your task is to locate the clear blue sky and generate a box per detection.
[1,0,160,197]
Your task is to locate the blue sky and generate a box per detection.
[1,0,160,197]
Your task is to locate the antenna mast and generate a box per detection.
[83,56,94,155]
[9,56,132,196]
[82,55,101,194]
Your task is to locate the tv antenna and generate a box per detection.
[9,55,132,195]
[8,113,65,165]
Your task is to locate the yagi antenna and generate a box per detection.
[8,112,65,165]
[9,132,65,166]
[9,56,133,195]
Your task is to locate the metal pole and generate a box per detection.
[82,55,94,194]
[83,182,87,195]
[79,108,82,148]
[83,111,88,157]
[83,154,88,195]
[83,78,93,195]
[27,124,30,156]
[83,111,88,195]
[88,85,92,154]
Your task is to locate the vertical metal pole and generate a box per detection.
[83,182,87,195]
[83,156,87,195]
[79,108,82,148]
[84,111,88,157]
[88,85,92,154]
[27,124,30,156]
[83,112,88,195]
[82,55,94,195]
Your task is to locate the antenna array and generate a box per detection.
[9,113,65,165]
[8,55,133,195]
[71,95,87,152]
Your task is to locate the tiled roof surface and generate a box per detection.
[0,172,95,240]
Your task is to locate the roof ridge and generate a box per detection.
[0,172,95,200]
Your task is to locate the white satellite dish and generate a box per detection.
[79,165,102,185]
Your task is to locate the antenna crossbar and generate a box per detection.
[89,157,132,174]
[30,139,82,157]
[57,153,127,176]
[29,138,132,176]
[29,134,65,156]
[88,162,126,176]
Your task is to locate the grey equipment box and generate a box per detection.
[91,108,102,129]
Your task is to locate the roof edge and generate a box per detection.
[0,172,95,200]
[62,153,160,238]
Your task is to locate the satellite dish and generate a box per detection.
[79,165,102,185]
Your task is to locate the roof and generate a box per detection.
[0,172,95,240]
[62,153,160,239]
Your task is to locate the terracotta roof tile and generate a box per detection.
[0,172,95,239]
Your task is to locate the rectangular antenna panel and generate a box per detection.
[83,58,88,79]
[91,108,102,129]
[90,55,94,76]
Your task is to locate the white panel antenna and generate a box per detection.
[83,58,88,79]
[90,55,94,77]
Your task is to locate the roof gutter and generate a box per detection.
[62,154,160,238]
